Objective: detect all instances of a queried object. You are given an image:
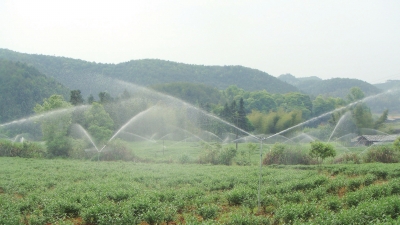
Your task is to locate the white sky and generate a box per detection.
[1,0,399,84]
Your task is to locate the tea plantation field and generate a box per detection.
[1,157,400,224]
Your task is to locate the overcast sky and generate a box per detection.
[1,0,399,84]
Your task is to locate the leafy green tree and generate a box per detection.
[70,90,84,105]
[347,87,365,102]
[34,95,72,157]
[84,102,114,144]
[238,98,252,131]
[374,109,389,129]
[246,90,277,113]
[282,92,312,119]
[222,85,245,103]
[312,95,336,116]
[99,91,113,104]
[309,141,336,164]
[394,137,400,151]
[352,103,373,130]
[87,94,95,104]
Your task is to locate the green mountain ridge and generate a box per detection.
[278,74,381,98]
[0,59,69,123]
[0,49,299,97]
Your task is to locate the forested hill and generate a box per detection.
[0,49,299,97]
[278,74,381,98]
[0,59,69,123]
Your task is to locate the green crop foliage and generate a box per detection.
[0,157,400,224]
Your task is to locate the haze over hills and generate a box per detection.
[0,59,69,123]
[0,49,299,97]
[374,80,400,91]
[278,73,381,98]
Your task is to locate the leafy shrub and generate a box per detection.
[197,204,219,220]
[363,174,377,186]
[226,186,255,206]
[263,143,315,165]
[218,146,237,165]
[325,196,342,212]
[309,141,336,164]
[364,145,399,163]
[98,139,136,161]
[347,178,363,191]
[282,191,304,203]
[275,202,319,223]
[226,213,271,225]
[179,154,191,164]
[0,140,45,158]
[198,142,237,165]
[334,153,361,164]
[344,191,367,207]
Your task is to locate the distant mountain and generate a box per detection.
[278,73,322,86]
[0,59,69,123]
[374,80,400,91]
[151,82,224,106]
[0,49,299,97]
[278,74,380,98]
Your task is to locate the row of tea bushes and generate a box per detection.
[0,158,399,224]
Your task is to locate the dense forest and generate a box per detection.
[0,48,299,97]
[0,60,69,123]
[0,49,398,137]
[278,74,381,98]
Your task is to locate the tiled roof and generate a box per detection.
[352,135,399,142]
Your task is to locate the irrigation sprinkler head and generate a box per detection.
[100,145,106,152]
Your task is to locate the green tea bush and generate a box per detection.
[343,190,369,207]
[364,145,399,163]
[275,202,320,223]
[363,173,377,186]
[325,196,342,212]
[226,186,255,206]
[347,177,364,191]
[316,196,400,224]
[282,191,304,203]
[226,213,271,225]
[197,204,219,220]
[389,178,400,194]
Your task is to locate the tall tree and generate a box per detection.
[99,91,113,104]
[34,95,72,157]
[347,87,365,102]
[87,94,95,104]
[374,109,389,129]
[352,103,373,131]
[84,102,114,144]
[70,90,84,105]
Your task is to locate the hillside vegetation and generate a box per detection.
[278,74,381,98]
[0,49,299,97]
[0,60,69,123]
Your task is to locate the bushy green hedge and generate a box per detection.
[0,140,45,158]
[363,144,399,163]
[263,143,315,165]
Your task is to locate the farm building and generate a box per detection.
[351,135,399,146]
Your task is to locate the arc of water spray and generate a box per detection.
[72,124,100,152]
[328,112,350,142]
[0,105,89,128]
[120,131,157,143]
[108,106,157,143]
